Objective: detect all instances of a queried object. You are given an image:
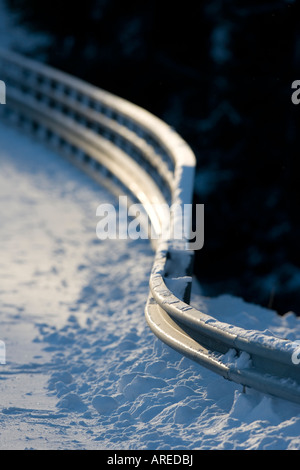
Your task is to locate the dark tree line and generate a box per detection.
[5,0,300,314]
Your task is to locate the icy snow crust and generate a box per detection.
[0,123,300,449]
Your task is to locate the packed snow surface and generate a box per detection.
[0,122,300,450]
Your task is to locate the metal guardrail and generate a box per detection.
[1,48,300,404]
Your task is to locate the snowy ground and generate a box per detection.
[0,121,300,450]
[1,1,300,448]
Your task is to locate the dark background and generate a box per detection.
[4,0,300,315]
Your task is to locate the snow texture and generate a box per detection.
[0,2,300,447]
[0,122,300,450]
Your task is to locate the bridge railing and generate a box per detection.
[1,48,300,404]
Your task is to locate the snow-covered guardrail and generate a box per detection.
[0,48,300,404]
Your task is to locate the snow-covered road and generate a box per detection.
[0,122,300,449]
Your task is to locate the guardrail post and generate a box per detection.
[164,248,194,303]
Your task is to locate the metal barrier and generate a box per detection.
[1,48,300,404]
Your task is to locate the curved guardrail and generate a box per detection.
[0,48,300,404]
